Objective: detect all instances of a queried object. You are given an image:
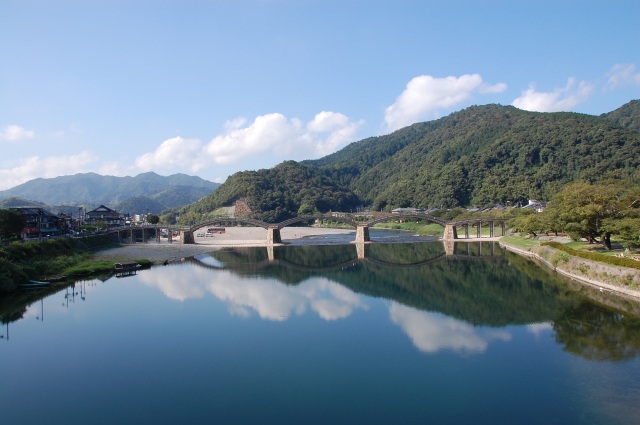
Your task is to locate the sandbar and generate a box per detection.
[93,227,355,264]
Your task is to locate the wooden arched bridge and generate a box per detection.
[105,212,507,245]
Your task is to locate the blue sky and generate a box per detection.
[1,0,639,190]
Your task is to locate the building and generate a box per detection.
[84,205,125,228]
[10,207,65,238]
[521,199,547,213]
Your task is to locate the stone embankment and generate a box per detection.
[499,239,640,302]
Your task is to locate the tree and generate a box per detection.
[601,185,640,249]
[0,209,25,240]
[543,182,620,248]
[507,210,540,236]
[147,214,160,224]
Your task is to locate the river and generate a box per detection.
[1,241,639,424]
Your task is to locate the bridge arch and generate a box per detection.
[276,215,358,229]
[366,213,446,227]
[189,217,270,233]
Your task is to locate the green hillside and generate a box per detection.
[176,161,359,223]
[313,103,640,209]
[601,99,640,132]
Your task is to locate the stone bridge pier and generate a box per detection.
[267,226,282,244]
[443,239,456,256]
[443,224,458,240]
[266,245,276,262]
[355,224,370,243]
[181,230,194,244]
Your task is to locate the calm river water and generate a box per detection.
[2,241,640,425]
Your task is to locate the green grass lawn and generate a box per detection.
[373,222,443,236]
[500,235,541,250]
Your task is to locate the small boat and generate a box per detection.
[114,262,142,278]
[41,276,67,283]
[20,280,52,288]
[114,262,141,271]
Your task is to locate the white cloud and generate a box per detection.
[384,74,507,132]
[200,112,362,167]
[512,77,594,112]
[130,111,362,175]
[134,136,203,173]
[0,125,35,142]
[605,63,640,90]
[0,151,98,190]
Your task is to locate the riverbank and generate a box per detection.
[499,237,640,302]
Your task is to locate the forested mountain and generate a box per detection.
[0,172,219,212]
[176,161,359,223]
[309,103,640,209]
[601,99,640,132]
[166,101,640,222]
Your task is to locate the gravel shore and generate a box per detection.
[93,227,355,264]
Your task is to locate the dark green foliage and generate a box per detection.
[601,99,640,132]
[147,214,160,224]
[553,300,640,361]
[0,258,27,292]
[515,181,640,247]
[179,161,360,222]
[0,209,25,240]
[316,104,640,209]
[0,239,91,292]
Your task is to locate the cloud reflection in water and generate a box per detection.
[138,266,367,321]
[389,302,512,354]
[139,266,513,354]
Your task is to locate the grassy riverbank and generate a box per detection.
[373,222,444,236]
[0,238,152,293]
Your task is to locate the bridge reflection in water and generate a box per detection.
[189,241,504,273]
[105,213,507,246]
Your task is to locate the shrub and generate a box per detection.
[0,258,26,293]
[541,241,640,271]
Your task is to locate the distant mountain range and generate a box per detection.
[0,172,219,214]
[173,100,640,222]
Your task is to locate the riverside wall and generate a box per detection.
[499,240,640,303]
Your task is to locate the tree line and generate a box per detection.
[509,181,640,249]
